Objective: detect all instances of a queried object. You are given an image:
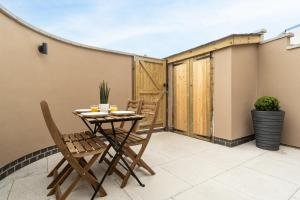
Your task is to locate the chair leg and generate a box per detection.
[99,144,111,163]
[108,155,121,175]
[47,167,73,196]
[47,157,66,177]
[59,175,81,200]
[137,159,155,175]
[125,147,155,175]
[120,144,151,188]
[80,158,97,179]
[51,155,107,199]
[120,159,138,188]
[81,154,107,197]
[47,164,71,189]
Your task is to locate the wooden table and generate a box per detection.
[73,112,145,199]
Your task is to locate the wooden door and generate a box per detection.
[134,57,167,130]
[172,56,212,138]
[173,61,189,132]
[191,57,212,137]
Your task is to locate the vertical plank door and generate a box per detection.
[191,57,212,137]
[134,57,167,130]
[173,61,189,132]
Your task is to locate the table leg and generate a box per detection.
[80,117,94,133]
[91,120,144,200]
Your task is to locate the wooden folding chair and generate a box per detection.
[47,130,94,178]
[118,100,143,132]
[99,100,142,164]
[108,100,160,188]
[40,101,107,199]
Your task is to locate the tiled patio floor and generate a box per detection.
[1,132,300,200]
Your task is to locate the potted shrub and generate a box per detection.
[252,96,285,151]
[99,81,110,113]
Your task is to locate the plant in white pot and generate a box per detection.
[99,81,110,113]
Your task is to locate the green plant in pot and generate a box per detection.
[99,81,110,113]
[252,96,285,151]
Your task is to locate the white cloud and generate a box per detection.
[2,0,300,57]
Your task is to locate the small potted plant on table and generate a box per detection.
[252,96,285,151]
[99,81,110,113]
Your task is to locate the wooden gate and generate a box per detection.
[134,57,167,130]
[173,56,213,138]
[191,57,212,137]
[173,60,188,132]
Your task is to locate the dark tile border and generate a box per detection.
[0,145,59,181]
[158,127,255,148]
[213,134,255,147]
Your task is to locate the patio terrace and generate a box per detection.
[1,132,300,200]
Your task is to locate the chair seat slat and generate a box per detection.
[80,132,90,139]
[73,141,86,153]
[74,133,84,140]
[86,139,101,150]
[79,140,93,151]
[69,134,77,141]
[66,142,77,153]
[92,137,106,148]
[62,135,71,142]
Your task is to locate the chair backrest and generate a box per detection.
[120,100,142,129]
[140,99,160,141]
[40,101,74,159]
[40,100,90,176]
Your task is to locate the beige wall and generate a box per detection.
[0,12,133,167]
[231,45,258,140]
[213,45,258,140]
[167,34,300,147]
[258,37,300,147]
[213,47,232,140]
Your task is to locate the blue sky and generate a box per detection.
[0,0,300,57]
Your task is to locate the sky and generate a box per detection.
[0,0,300,58]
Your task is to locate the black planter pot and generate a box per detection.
[251,110,285,151]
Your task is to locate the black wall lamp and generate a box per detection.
[38,42,48,54]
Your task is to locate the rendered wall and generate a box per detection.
[258,37,300,147]
[213,47,232,140]
[0,12,133,167]
[213,45,258,141]
[231,45,258,140]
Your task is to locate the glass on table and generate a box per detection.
[110,105,118,112]
[90,105,99,112]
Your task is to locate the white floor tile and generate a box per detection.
[161,154,227,185]
[263,146,300,167]
[290,188,300,200]
[47,153,65,173]
[123,167,190,200]
[8,173,48,200]
[66,176,131,200]
[0,179,13,200]
[160,144,263,186]
[214,166,298,200]
[244,154,300,185]
[130,144,174,167]
[147,132,214,159]
[174,180,254,200]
